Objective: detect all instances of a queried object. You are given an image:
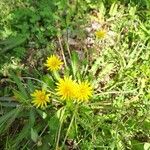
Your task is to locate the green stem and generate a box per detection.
[62,104,78,148]
[62,113,75,147]
[55,107,66,150]
[53,71,60,81]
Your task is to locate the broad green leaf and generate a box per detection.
[11,72,28,101]
[0,108,18,125]
[31,128,38,143]
[36,109,47,119]
[0,97,15,102]
[71,51,79,77]
[42,74,55,89]
[48,116,60,135]
[109,2,118,16]
[131,140,144,150]
[98,1,106,16]
[140,23,150,35]
[0,107,22,134]
[68,121,76,139]
[0,102,18,107]
[27,79,35,93]
[129,6,137,16]
[3,107,21,133]
[29,109,35,127]
[90,57,102,75]
[13,89,27,103]
[0,35,27,54]
[12,122,30,146]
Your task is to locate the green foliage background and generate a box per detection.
[0,0,150,149]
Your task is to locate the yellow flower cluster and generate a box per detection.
[56,76,93,102]
[31,55,93,109]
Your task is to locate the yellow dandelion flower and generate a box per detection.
[56,76,77,100]
[31,89,50,108]
[44,55,63,71]
[76,81,93,101]
[95,29,106,39]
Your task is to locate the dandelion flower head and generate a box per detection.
[95,29,106,39]
[44,55,63,71]
[31,89,50,108]
[56,76,77,100]
[76,81,93,101]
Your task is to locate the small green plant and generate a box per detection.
[0,52,95,149]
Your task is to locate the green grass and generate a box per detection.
[0,0,150,150]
